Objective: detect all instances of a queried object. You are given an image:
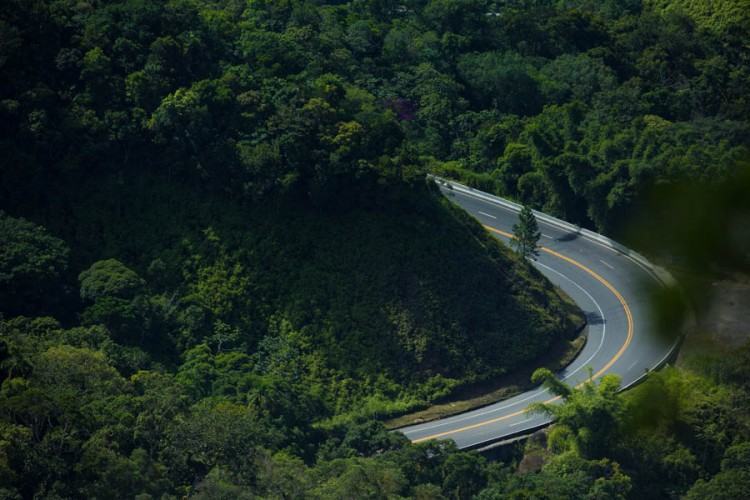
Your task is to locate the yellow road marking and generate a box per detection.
[411,225,633,443]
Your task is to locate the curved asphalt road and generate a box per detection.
[400,181,675,450]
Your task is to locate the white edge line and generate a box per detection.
[535,261,607,383]
[510,419,532,427]
[621,337,682,391]
[403,259,606,436]
[408,174,692,446]
[439,179,671,286]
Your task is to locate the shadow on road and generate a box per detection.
[585,311,605,326]
[555,230,582,242]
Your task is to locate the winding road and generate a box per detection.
[399,180,678,450]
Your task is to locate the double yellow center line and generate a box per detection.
[411,225,633,443]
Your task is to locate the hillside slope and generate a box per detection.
[2,175,581,418]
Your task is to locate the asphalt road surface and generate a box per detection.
[399,181,676,450]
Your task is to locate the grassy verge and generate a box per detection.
[384,323,587,429]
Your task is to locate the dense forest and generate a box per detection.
[1,0,749,498]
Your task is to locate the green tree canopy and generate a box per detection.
[529,368,624,458]
[79,259,145,302]
[0,213,69,317]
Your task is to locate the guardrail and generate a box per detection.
[430,176,676,288]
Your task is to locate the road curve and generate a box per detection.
[399,180,677,450]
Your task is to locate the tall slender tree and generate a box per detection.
[512,205,541,259]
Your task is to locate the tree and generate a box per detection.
[0,213,69,317]
[79,259,150,344]
[511,205,541,259]
[162,401,272,486]
[254,451,310,499]
[685,442,750,500]
[79,259,145,302]
[529,368,624,458]
[311,457,406,499]
[480,451,631,499]
[441,452,488,499]
[457,52,543,116]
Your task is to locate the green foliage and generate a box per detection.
[13,172,577,421]
[78,259,144,298]
[78,259,166,350]
[0,213,69,317]
[646,0,750,32]
[612,365,749,498]
[1,0,749,497]
[686,469,750,500]
[441,452,488,499]
[531,367,572,399]
[523,351,750,499]
[457,51,542,116]
[478,452,632,499]
[529,369,624,458]
[685,441,750,499]
[311,457,407,499]
[511,205,542,259]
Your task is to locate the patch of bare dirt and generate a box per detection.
[697,278,750,347]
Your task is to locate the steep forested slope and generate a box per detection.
[1,176,581,418]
